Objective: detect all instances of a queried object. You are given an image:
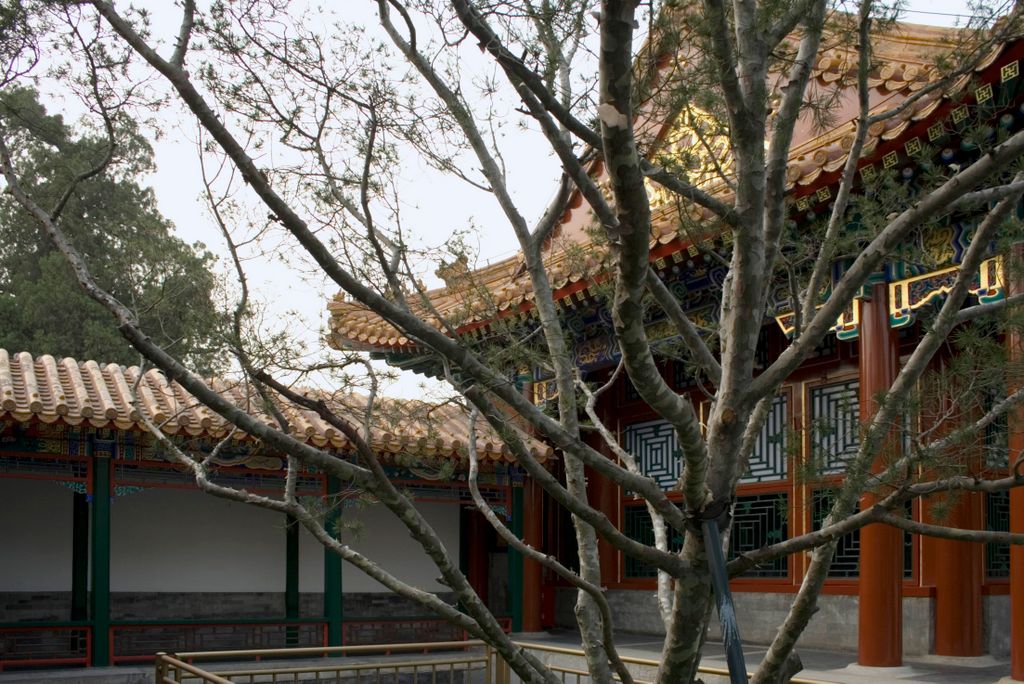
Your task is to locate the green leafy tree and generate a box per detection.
[0,87,225,372]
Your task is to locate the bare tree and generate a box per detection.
[2,1,1024,683]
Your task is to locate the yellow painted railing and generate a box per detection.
[155,640,491,684]
[508,641,837,684]
[154,639,838,684]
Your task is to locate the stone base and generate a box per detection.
[843,664,920,678]
[554,587,948,656]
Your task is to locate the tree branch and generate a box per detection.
[645,268,722,385]
[466,410,634,684]
[880,513,1024,544]
[170,0,195,68]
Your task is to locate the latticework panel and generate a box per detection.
[983,388,1010,469]
[0,624,90,668]
[623,504,684,578]
[623,420,680,491]
[113,461,323,496]
[809,380,860,475]
[811,491,913,579]
[741,396,788,483]
[111,621,324,661]
[730,493,788,578]
[0,452,88,482]
[905,499,913,581]
[342,618,467,646]
[812,490,860,578]
[986,490,1010,578]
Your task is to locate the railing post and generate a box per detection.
[496,647,511,684]
[154,652,165,683]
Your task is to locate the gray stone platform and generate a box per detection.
[0,631,1017,684]
[521,630,1016,684]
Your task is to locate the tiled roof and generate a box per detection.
[0,349,552,463]
[328,21,1019,352]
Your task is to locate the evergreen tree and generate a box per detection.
[0,87,225,372]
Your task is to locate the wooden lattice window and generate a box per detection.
[812,490,913,579]
[622,504,684,579]
[986,491,1010,579]
[809,380,860,475]
[623,420,681,491]
[730,493,788,578]
[740,395,789,483]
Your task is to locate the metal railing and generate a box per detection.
[153,639,839,684]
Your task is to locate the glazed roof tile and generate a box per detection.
[0,349,551,464]
[329,20,1020,351]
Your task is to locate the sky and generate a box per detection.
[33,0,989,398]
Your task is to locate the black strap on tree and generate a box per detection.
[688,498,747,684]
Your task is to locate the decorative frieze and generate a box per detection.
[889,257,1004,328]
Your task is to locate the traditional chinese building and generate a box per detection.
[0,349,547,669]
[327,18,1024,678]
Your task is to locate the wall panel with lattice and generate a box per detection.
[730,493,789,578]
[809,380,860,475]
[623,420,681,491]
[622,504,684,578]
[741,396,789,483]
[986,490,1010,579]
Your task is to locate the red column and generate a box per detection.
[929,493,984,656]
[1012,477,1024,680]
[858,283,903,667]
[1010,321,1024,680]
[1008,248,1024,681]
[587,465,619,584]
[522,477,543,632]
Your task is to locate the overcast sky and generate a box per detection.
[58,0,986,397]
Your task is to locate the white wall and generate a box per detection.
[0,479,73,590]
[111,488,288,592]
[0,480,460,595]
[340,501,460,594]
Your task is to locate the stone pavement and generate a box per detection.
[0,631,1016,683]
[518,630,1017,684]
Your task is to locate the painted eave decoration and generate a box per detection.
[0,349,553,464]
[327,17,1024,354]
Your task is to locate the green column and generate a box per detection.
[323,476,343,646]
[90,444,111,666]
[286,515,300,646]
[508,486,524,632]
[70,492,89,621]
